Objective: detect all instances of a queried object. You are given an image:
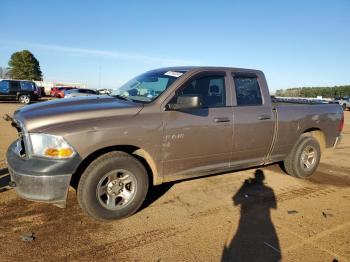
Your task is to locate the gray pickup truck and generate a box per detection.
[5,67,344,220]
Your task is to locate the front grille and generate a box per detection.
[18,136,26,157]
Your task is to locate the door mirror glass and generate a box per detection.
[168,94,202,110]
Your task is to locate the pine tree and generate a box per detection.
[8,50,43,80]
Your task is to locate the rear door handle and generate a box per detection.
[214,117,231,123]
[257,115,271,120]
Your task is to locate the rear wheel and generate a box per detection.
[77,151,149,220]
[18,95,31,104]
[283,135,321,179]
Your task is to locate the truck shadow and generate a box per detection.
[266,163,350,188]
[221,169,281,262]
[0,167,8,176]
[140,183,174,211]
[0,168,10,192]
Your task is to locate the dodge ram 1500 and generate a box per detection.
[5,67,344,220]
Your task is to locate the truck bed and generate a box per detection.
[270,103,342,161]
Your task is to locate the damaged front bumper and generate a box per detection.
[6,141,81,208]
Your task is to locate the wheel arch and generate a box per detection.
[301,128,326,152]
[16,92,28,99]
[71,145,161,189]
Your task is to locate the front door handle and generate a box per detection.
[214,117,231,123]
[257,114,271,120]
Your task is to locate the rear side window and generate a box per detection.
[233,76,262,106]
[0,81,9,91]
[21,81,35,91]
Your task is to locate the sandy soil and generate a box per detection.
[0,101,349,262]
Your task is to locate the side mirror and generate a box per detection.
[167,94,202,110]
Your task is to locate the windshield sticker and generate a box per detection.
[164,71,183,78]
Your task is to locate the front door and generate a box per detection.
[162,73,233,181]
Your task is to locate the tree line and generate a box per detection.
[275,85,350,98]
[0,50,43,80]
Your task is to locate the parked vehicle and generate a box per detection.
[97,88,112,95]
[335,96,350,111]
[50,87,60,97]
[0,79,41,104]
[64,88,99,98]
[5,66,344,220]
[50,87,76,98]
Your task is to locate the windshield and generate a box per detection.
[111,69,187,103]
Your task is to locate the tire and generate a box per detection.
[77,151,149,221]
[342,104,347,111]
[283,135,321,179]
[18,94,31,104]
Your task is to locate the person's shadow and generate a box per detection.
[222,169,281,262]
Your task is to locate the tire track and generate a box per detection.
[279,221,350,261]
[189,186,337,220]
[68,226,190,260]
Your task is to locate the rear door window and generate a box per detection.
[233,75,262,106]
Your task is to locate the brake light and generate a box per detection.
[339,113,344,132]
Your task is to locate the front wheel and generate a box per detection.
[77,151,149,220]
[283,135,321,179]
[18,95,31,104]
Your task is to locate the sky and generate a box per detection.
[0,0,349,91]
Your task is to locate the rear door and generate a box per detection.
[230,72,274,167]
[162,71,234,180]
[9,81,21,98]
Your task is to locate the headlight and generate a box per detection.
[29,133,76,159]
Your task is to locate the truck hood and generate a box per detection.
[14,96,143,132]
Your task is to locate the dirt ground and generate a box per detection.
[0,101,349,262]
